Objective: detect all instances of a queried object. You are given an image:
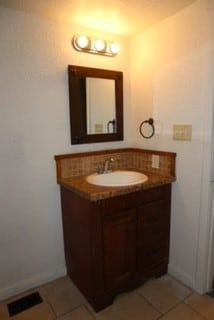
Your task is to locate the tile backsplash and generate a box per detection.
[55,148,176,181]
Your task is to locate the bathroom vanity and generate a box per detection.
[55,148,176,311]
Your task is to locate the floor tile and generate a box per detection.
[84,291,141,317]
[185,292,214,320]
[137,275,192,313]
[112,290,158,312]
[40,276,85,317]
[159,303,204,320]
[95,294,160,320]
[0,289,55,320]
[1,275,205,320]
[58,305,94,320]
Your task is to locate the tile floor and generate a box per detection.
[1,274,214,319]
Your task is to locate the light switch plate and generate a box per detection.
[173,125,192,141]
[152,155,160,169]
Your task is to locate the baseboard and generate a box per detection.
[168,263,195,290]
[0,264,66,301]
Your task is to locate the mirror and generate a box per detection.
[68,65,123,144]
[86,78,116,134]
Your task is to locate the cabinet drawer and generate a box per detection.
[101,192,138,215]
[137,237,169,272]
[137,200,169,231]
[101,185,168,216]
[138,186,166,204]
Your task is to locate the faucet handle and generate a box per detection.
[97,158,115,174]
[109,158,114,170]
[105,157,115,173]
[97,165,103,174]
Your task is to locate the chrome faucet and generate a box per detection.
[97,158,114,174]
[103,158,114,173]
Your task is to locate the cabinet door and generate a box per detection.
[103,209,136,291]
[137,199,170,276]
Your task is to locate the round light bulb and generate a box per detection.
[94,39,106,51]
[109,42,120,54]
[75,35,89,49]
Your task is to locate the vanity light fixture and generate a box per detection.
[109,42,120,55]
[74,35,90,49]
[93,39,106,52]
[72,35,120,57]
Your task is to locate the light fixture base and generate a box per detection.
[72,35,120,57]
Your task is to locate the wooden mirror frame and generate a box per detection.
[68,65,123,144]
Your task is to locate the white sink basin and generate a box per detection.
[86,170,148,187]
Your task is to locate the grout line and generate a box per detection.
[37,280,88,319]
[136,285,196,319]
[155,291,206,320]
[37,287,57,318]
[135,290,163,315]
[53,304,84,319]
[83,303,97,319]
[54,304,86,320]
[183,299,207,320]
[155,301,184,320]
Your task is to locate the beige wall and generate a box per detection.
[130,0,214,291]
[0,6,131,299]
[1,0,214,299]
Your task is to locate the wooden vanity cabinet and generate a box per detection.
[137,199,171,279]
[103,209,137,292]
[60,183,171,311]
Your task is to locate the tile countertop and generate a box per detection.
[57,169,175,202]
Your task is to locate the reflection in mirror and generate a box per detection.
[86,78,116,134]
[68,65,123,144]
